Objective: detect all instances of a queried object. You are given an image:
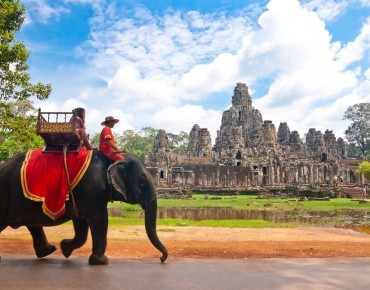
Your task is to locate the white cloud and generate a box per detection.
[151,105,222,141]
[239,0,358,137]
[23,0,70,24]
[359,0,370,7]
[83,7,253,84]
[30,0,370,144]
[336,16,370,67]
[300,77,370,136]
[64,0,99,4]
[178,52,239,99]
[105,65,178,109]
[92,108,134,135]
[70,2,255,143]
[365,67,370,79]
[302,0,349,21]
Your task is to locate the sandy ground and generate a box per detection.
[2,225,370,260]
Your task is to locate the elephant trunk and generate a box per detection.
[144,198,168,262]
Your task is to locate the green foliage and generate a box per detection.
[347,142,362,159]
[167,131,189,152]
[0,99,45,160]
[110,127,190,160]
[366,140,370,160]
[172,144,187,153]
[343,103,370,157]
[90,127,190,160]
[89,132,100,147]
[0,133,44,160]
[0,0,51,101]
[157,195,370,211]
[0,0,51,160]
[115,127,158,160]
[356,161,370,180]
[109,195,370,212]
[89,128,157,160]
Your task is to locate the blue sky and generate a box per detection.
[19,0,370,142]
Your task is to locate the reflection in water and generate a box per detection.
[157,207,331,225]
[107,207,370,226]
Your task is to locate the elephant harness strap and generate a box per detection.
[63,144,78,216]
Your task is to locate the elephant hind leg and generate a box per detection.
[27,226,56,258]
[61,217,89,259]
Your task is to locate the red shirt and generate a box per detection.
[99,126,114,153]
[99,126,124,161]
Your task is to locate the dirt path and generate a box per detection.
[2,225,370,259]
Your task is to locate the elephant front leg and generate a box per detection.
[60,217,89,258]
[27,226,56,258]
[88,209,109,265]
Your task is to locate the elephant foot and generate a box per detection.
[88,254,109,266]
[35,244,57,258]
[60,239,74,258]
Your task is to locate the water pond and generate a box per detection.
[108,207,370,226]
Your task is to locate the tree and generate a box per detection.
[91,127,190,160]
[1,0,51,101]
[90,132,100,148]
[356,161,370,181]
[116,127,158,160]
[167,131,189,153]
[0,0,51,159]
[347,142,362,159]
[343,103,370,157]
[0,99,44,160]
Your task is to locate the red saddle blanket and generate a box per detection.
[21,147,93,220]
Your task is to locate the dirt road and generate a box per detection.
[2,225,370,259]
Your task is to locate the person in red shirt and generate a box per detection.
[99,116,125,161]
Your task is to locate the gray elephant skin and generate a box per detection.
[0,150,168,265]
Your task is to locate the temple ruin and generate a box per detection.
[145,83,364,194]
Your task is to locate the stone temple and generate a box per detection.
[145,83,364,192]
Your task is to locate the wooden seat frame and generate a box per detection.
[36,108,82,154]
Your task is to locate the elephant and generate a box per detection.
[0,149,168,265]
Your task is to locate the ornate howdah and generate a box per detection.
[36,109,82,154]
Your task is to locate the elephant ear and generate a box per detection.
[107,161,127,200]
